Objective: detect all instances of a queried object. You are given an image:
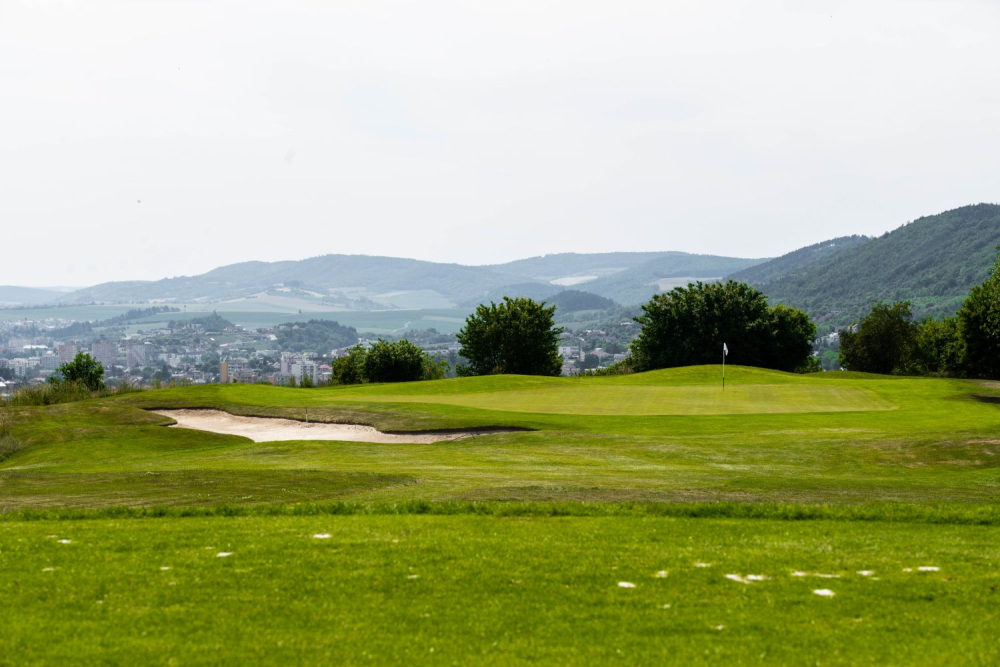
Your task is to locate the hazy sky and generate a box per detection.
[2,0,999,286]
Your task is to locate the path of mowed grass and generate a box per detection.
[1,514,998,666]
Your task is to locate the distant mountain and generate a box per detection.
[58,251,765,308]
[490,252,664,283]
[61,255,524,306]
[583,253,766,305]
[0,286,67,306]
[755,204,1000,324]
[547,290,618,313]
[727,235,870,286]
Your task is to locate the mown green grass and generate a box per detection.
[2,515,998,666]
[1,366,998,663]
[3,366,998,508]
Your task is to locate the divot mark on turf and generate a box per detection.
[918,566,940,572]
[654,570,669,578]
[618,581,636,588]
[726,574,766,584]
[693,562,711,568]
[857,570,875,576]
[216,552,233,558]
[813,589,835,597]
[56,539,71,544]
[313,534,332,539]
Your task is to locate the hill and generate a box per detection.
[0,285,66,306]
[583,253,765,305]
[57,251,766,309]
[60,255,524,307]
[727,235,870,285]
[489,252,664,284]
[756,204,1000,324]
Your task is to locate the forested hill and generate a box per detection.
[757,204,1000,324]
[727,235,870,286]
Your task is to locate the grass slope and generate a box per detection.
[2,366,998,664]
[3,366,998,508]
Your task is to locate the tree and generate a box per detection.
[56,352,105,391]
[457,297,563,376]
[364,339,427,383]
[330,345,367,385]
[766,304,819,372]
[630,280,815,372]
[838,302,917,374]
[958,252,1000,379]
[906,316,964,377]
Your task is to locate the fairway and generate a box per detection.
[2,513,998,665]
[2,365,999,664]
[331,383,896,415]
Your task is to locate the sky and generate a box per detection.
[2,0,999,287]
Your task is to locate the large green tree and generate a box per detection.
[838,302,917,374]
[56,352,105,391]
[958,253,1000,379]
[364,339,428,383]
[630,280,815,372]
[457,297,563,376]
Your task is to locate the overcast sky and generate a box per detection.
[2,0,998,287]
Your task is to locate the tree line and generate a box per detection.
[839,252,1000,378]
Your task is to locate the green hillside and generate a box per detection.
[727,235,870,285]
[760,204,1000,324]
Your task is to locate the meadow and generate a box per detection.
[1,366,998,664]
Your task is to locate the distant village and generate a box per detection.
[0,310,639,397]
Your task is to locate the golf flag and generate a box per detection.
[722,343,728,391]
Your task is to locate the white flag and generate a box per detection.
[723,343,728,356]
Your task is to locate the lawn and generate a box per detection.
[2,514,998,665]
[1,366,998,664]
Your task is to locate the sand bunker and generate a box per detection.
[151,409,507,443]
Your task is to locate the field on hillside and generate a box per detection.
[2,366,999,664]
[0,303,473,334]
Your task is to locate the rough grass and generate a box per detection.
[2,515,998,666]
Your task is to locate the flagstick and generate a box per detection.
[722,345,725,392]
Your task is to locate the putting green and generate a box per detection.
[331,384,896,416]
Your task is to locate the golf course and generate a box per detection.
[2,366,999,664]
